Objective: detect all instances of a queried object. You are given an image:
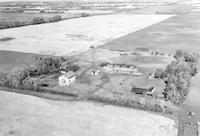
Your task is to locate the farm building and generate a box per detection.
[58,71,76,86]
[23,9,41,13]
[102,63,142,75]
[131,86,155,96]
[147,73,155,80]
[91,69,101,76]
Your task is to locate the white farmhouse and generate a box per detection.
[59,71,76,86]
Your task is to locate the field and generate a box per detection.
[0,50,38,74]
[101,13,200,54]
[0,14,173,56]
[0,91,177,136]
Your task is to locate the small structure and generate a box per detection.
[59,71,76,86]
[91,69,101,76]
[147,73,155,80]
[131,86,155,96]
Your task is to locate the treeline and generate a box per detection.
[91,91,175,114]
[0,56,61,90]
[0,56,80,91]
[0,15,62,29]
[155,50,199,105]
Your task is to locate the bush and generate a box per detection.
[0,22,26,29]
[81,13,90,17]
[29,17,46,25]
[63,64,80,72]
[154,68,166,79]
[48,15,62,22]
[22,77,45,91]
[34,56,61,75]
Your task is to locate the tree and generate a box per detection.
[29,17,46,25]
[48,15,62,22]
[154,68,166,79]
[35,56,61,75]
[163,50,199,105]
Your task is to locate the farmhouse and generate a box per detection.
[102,63,142,75]
[58,71,76,86]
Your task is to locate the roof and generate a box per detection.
[114,65,120,68]
[121,65,128,68]
[131,87,150,94]
[63,71,76,79]
[106,64,113,68]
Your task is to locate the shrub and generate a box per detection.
[29,17,46,25]
[48,15,62,22]
[81,13,90,17]
[34,56,61,75]
[154,68,166,79]
[64,64,80,72]
[0,22,26,29]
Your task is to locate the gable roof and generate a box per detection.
[131,87,149,94]
[63,71,75,79]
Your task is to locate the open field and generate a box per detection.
[101,13,200,54]
[0,90,177,136]
[0,14,173,56]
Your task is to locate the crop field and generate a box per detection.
[0,14,173,56]
[0,91,177,136]
[101,14,200,54]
